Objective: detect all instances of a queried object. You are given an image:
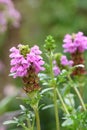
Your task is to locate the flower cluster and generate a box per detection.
[0,0,21,33]
[53,55,73,76]
[63,32,87,75]
[63,32,87,53]
[9,44,45,78]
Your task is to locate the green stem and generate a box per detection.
[78,75,84,98]
[68,75,86,111]
[73,86,86,111]
[49,51,60,130]
[53,88,60,130]
[21,124,29,130]
[27,118,31,129]
[34,108,41,130]
[56,89,69,115]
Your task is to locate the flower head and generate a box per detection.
[9,44,45,78]
[63,32,87,53]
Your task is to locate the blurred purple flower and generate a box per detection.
[0,13,7,33]
[0,0,21,33]
[8,8,21,28]
[0,0,12,5]
[63,32,87,53]
[61,55,73,67]
[53,65,60,76]
[9,44,45,78]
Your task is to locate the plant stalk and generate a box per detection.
[27,118,31,129]
[53,88,60,130]
[34,108,41,130]
[49,51,60,130]
[73,86,86,111]
[68,75,86,111]
[56,89,69,115]
[21,124,29,130]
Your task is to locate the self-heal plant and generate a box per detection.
[42,36,73,130]
[61,32,87,130]
[4,32,87,130]
[63,32,87,96]
[8,44,45,130]
[44,35,60,130]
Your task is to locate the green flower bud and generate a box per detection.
[44,35,56,51]
[19,45,30,57]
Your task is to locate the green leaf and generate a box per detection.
[42,104,54,110]
[64,93,75,108]
[3,120,17,125]
[40,88,53,94]
[62,118,73,127]
[38,73,49,80]
[20,105,26,111]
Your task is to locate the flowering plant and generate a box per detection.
[4,32,87,130]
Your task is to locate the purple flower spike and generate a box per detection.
[9,44,45,78]
[63,32,87,53]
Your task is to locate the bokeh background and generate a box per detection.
[0,0,87,130]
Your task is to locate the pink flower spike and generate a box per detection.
[9,44,45,78]
[63,32,87,53]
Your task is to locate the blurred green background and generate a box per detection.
[0,0,87,130]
